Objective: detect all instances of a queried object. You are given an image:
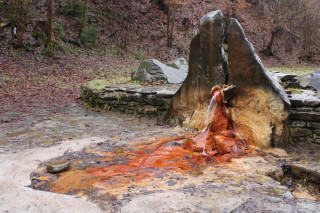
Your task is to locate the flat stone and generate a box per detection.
[156,89,176,98]
[273,73,297,82]
[289,92,320,107]
[138,89,157,95]
[47,160,71,173]
[307,122,320,129]
[290,111,320,121]
[290,120,307,128]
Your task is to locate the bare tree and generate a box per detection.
[166,0,177,47]
[258,0,320,60]
[46,0,54,47]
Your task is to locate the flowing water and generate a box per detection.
[37,87,247,195]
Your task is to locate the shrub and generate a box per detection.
[64,0,84,17]
[80,24,99,47]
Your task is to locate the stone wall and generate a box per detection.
[81,83,320,145]
[81,84,179,118]
[289,91,320,144]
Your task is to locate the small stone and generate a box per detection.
[268,196,281,203]
[47,160,71,173]
[282,191,295,200]
[290,120,306,128]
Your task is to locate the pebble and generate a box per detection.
[268,196,281,203]
[47,160,71,173]
[282,191,295,200]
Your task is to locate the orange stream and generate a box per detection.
[51,87,247,194]
[87,88,246,179]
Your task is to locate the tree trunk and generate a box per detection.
[264,28,281,56]
[166,0,171,47]
[46,0,53,47]
[78,0,88,39]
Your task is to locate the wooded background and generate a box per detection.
[0,0,319,65]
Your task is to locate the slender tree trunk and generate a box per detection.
[170,2,177,45]
[78,0,88,39]
[264,28,281,56]
[46,0,53,47]
[16,1,24,47]
[166,0,171,47]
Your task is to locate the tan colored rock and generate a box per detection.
[227,18,290,148]
[166,10,226,130]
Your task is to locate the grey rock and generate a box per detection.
[131,59,187,84]
[282,191,295,200]
[285,82,301,89]
[166,58,188,74]
[273,73,297,82]
[289,92,320,107]
[268,196,281,203]
[290,120,306,128]
[156,89,176,98]
[47,160,70,173]
[298,69,320,97]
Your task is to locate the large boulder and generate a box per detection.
[165,10,226,130]
[227,18,290,149]
[131,59,187,84]
[166,12,290,149]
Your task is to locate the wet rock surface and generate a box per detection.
[47,160,71,173]
[1,104,320,212]
[228,18,290,149]
[167,10,226,130]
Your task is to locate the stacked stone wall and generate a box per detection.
[81,84,177,118]
[81,84,320,145]
[289,93,320,144]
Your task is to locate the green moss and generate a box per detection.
[87,77,130,91]
[267,66,317,76]
[288,88,303,94]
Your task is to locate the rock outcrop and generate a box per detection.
[166,11,290,149]
[165,10,226,130]
[299,69,320,97]
[131,59,188,84]
[227,19,290,148]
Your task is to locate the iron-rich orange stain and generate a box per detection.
[50,87,247,194]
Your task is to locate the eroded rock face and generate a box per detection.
[166,10,226,130]
[226,19,290,148]
[166,12,290,149]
